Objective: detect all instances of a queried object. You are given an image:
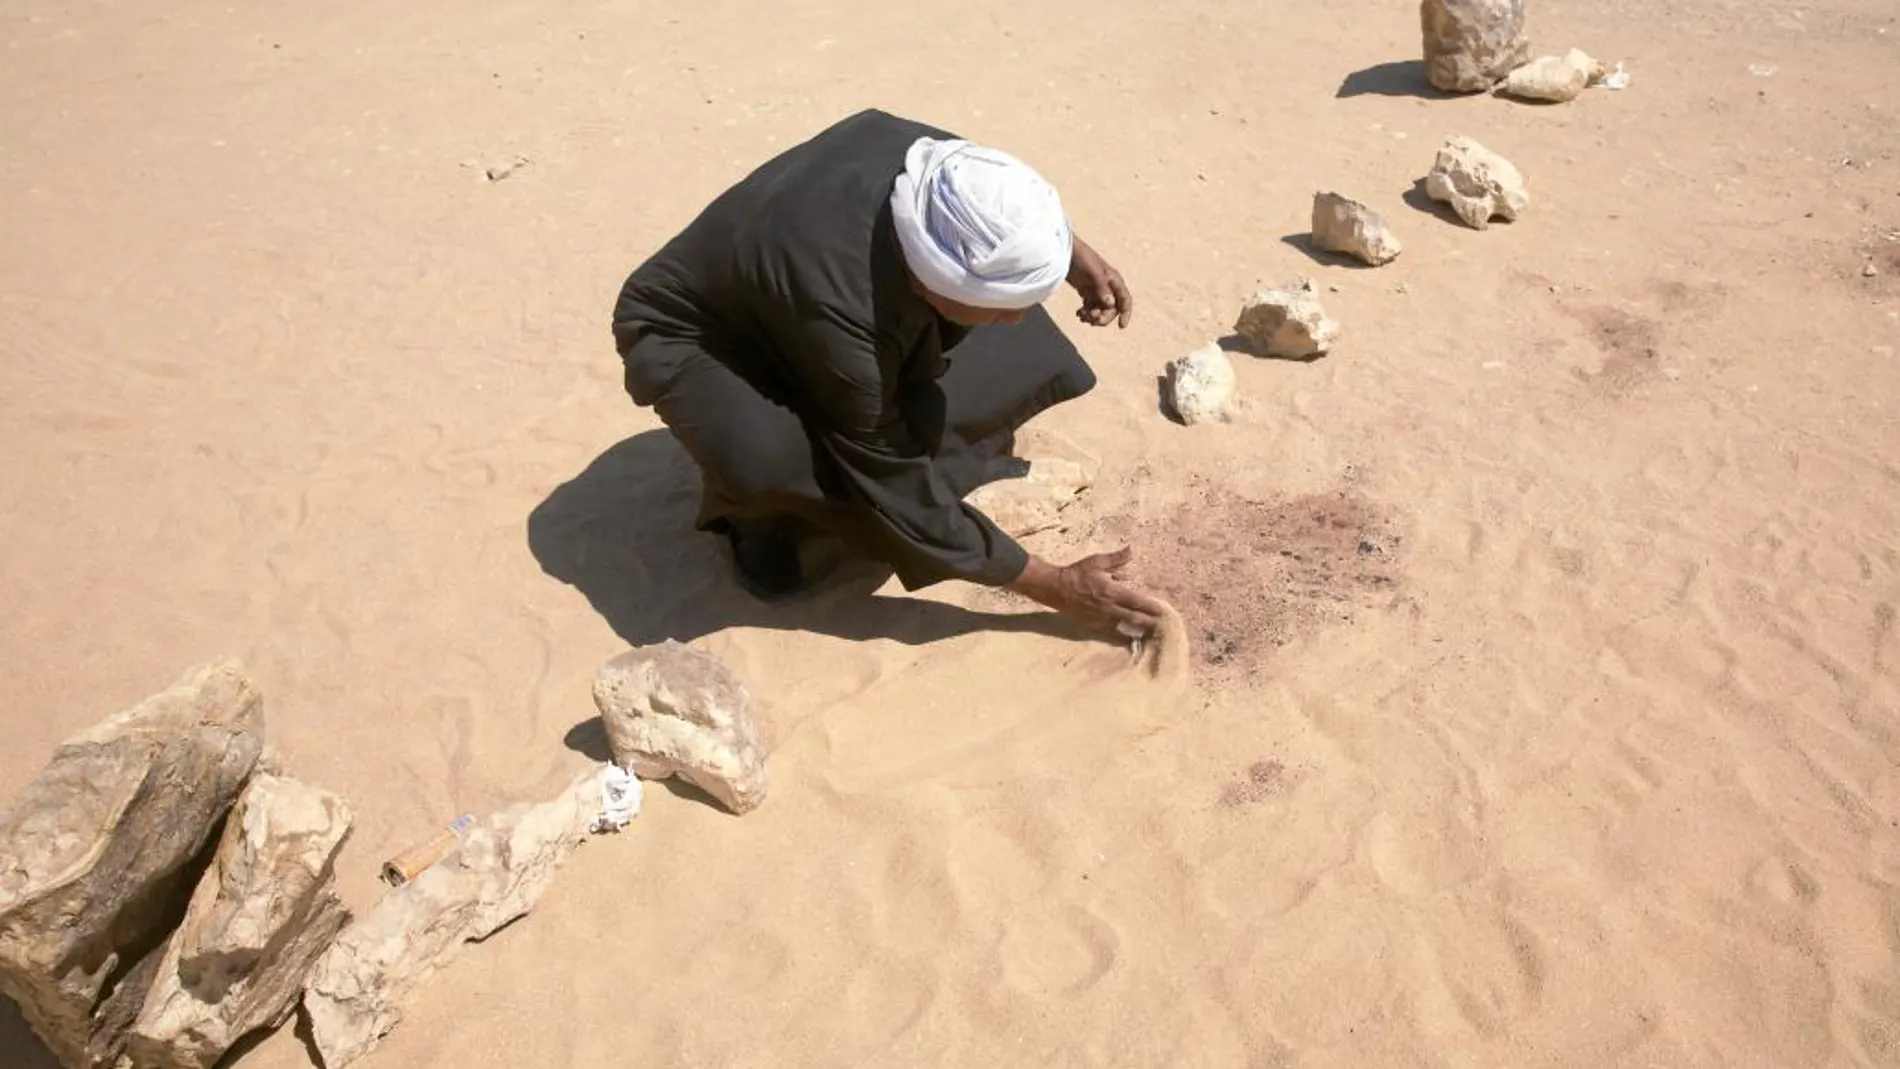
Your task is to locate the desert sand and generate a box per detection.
[3,0,1899,1065]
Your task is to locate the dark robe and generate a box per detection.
[610,109,1096,590]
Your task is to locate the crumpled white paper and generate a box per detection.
[1596,61,1632,90]
[590,763,644,833]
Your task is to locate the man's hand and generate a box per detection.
[1066,235,1134,329]
[1008,548,1167,635]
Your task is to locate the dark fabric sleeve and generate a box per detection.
[784,310,1029,590]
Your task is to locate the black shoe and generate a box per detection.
[723,523,805,601]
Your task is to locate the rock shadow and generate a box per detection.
[1402,177,1463,225]
[1216,333,1329,366]
[1279,232,1376,270]
[0,997,60,1069]
[1336,60,1459,100]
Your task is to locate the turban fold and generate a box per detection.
[889,137,1073,310]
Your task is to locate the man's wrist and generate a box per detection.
[1007,555,1061,602]
[1066,235,1091,285]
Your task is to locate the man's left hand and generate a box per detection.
[1067,236,1133,329]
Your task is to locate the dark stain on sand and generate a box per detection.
[1219,759,1290,809]
[1123,486,1402,681]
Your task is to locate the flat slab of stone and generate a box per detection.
[302,769,604,1069]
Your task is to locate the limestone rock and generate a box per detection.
[0,661,264,1069]
[1500,48,1604,102]
[117,774,352,1069]
[592,643,766,814]
[1234,281,1341,359]
[1424,137,1529,230]
[1311,192,1403,266]
[966,456,1096,537]
[1165,345,1238,425]
[1421,0,1530,92]
[302,769,604,1069]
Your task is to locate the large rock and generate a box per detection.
[1311,192,1403,266]
[0,661,264,1069]
[1233,281,1341,359]
[592,642,767,814]
[1421,0,1529,92]
[1424,137,1530,230]
[116,774,352,1069]
[1165,345,1238,425]
[302,769,605,1069]
[965,456,1097,537]
[1500,48,1603,103]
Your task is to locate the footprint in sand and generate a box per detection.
[1747,855,1820,906]
[840,958,939,1056]
[867,832,963,951]
[996,902,1122,999]
[1415,906,1548,1040]
[1362,808,1486,897]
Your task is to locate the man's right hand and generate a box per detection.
[1008,548,1168,636]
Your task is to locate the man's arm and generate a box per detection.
[788,314,1165,634]
[789,313,1030,589]
[1066,234,1135,329]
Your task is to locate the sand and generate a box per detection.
[2,0,1898,1065]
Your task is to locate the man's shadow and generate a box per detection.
[526,430,1083,649]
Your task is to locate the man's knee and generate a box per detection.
[676,412,817,508]
[695,429,817,505]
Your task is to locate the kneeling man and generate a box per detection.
[611,109,1164,636]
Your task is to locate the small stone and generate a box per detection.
[1420,0,1529,92]
[1425,136,1530,230]
[1865,261,1880,278]
[119,774,353,1069]
[1311,192,1403,266]
[1500,48,1604,103]
[303,770,604,1069]
[593,642,766,814]
[1234,281,1341,359]
[483,155,529,182]
[1165,344,1239,425]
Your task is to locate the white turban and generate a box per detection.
[889,136,1073,310]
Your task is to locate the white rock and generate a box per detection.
[302,769,604,1069]
[965,455,1096,538]
[593,642,767,814]
[1234,281,1341,359]
[1420,0,1529,92]
[1424,137,1529,230]
[1311,192,1403,266]
[1165,345,1238,425]
[1501,48,1604,103]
